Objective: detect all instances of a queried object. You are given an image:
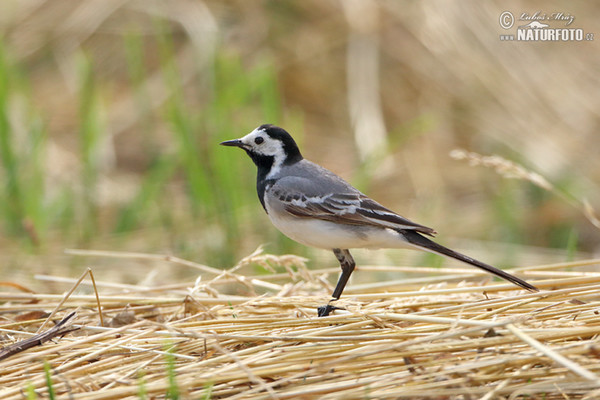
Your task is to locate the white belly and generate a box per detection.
[267,212,410,250]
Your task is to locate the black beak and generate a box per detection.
[220,139,245,148]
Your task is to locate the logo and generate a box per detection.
[499,11,594,42]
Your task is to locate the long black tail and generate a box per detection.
[399,230,538,292]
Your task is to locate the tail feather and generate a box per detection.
[399,230,538,292]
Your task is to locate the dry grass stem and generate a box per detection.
[450,149,553,190]
[1,253,599,399]
[451,149,600,231]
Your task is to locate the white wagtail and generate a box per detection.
[221,124,538,316]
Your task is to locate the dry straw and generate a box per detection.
[450,149,600,231]
[1,249,600,399]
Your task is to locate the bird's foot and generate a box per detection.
[317,303,343,317]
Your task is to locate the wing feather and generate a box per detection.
[269,177,436,236]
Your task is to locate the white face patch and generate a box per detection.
[239,127,287,179]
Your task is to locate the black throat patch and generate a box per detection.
[246,151,275,211]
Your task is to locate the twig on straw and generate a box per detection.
[0,312,78,361]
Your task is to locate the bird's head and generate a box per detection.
[220,124,303,169]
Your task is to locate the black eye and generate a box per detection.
[254,137,264,145]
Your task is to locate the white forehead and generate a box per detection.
[239,127,285,156]
[239,127,267,143]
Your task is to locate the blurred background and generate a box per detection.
[0,0,598,288]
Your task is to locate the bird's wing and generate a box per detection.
[268,175,436,236]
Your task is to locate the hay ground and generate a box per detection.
[1,251,600,399]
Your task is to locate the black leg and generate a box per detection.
[318,249,356,317]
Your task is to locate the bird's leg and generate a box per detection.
[318,249,356,317]
[331,248,356,299]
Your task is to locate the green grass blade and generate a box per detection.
[77,52,103,240]
[0,43,24,235]
[164,343,179,400]
[200,383,213,399]
[137,370,147,400]
[25,382,38,400]
[115,155,177,232]
[43,361,56,400]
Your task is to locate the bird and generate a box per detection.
[220,124,539,316]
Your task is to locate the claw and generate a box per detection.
[317,304,343,317]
